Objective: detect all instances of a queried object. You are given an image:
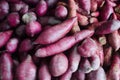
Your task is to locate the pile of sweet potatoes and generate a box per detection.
[0,0,120,80]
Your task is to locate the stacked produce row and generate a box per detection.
[0,0,120,80]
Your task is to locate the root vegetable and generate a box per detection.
[49,53,68,77]
[16,55,36,80]
[0,53,13,80]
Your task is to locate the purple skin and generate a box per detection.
[55,5,68,19]
[71,70,85,80]
[68,45,81,73]
[36,0,48,16]
[99,0,114,21]
[107,54,120,80]
[79,58,92,73]
[95,20,120,34]
[26,21,42,37]
[34,17,77,45]
[0,53,13,80]
[35,36,76,57]
[89,54,100,71]
[78,0,91,14]
[38,61,51,80]
[16,55,36,80]
[86,67,106,80]
[18,39,33,53]
[0,1,9,20]
[77,38,98,57]
[35,30,94,58]
[7,12,20,27]
[0,30,13,48]
[6,38,19,53]
[60,70,72,80]
[108,30,120,51]
[49,53,68,77]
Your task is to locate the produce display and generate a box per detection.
[0,0,120,80]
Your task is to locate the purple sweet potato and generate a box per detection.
[86,67,106,80]
[107,54,120,80]
[7,12,20,27]
[78,38,98,57]
[26,21,42,37]
[55,5,68,19]
[35,30,94,57]
[49,53,68,77]
[0,53,13,80]
[91,0,98,12]
[99,0,114,21]
[95,20,120,34]
[78,0,91,14]
[79,58,92,73]
[0,30,13,48]
[6,38,19,53]
[60,70,72,80]
[71,70,85,80]
[16,55,36,80]
[34,17,77,45]
[0,1,9,20]
[89,54,100,71]
[68,45,81,72]
[18,39,33,53]
[38,61,51,80]
[103,46,112,67]
[108,30,120,51]
[96,42,104,66]
[36,0,48,16]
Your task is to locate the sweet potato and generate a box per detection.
[96,42,104,66]
[107,54,120,80]
[68,45,81,72]
[71,70,85,80]
[99,0,114,21]
[16,55,36,80]
[18,39,33,53]
[89,54,100,71]
[108,30,120,51]
[49,53,68,77]
[79,58,92,73]
[95,20,120,34]
[78,38,98,57]
[0,30,13,48]
[103,46,112,67]
[34,17,77,45]
[60,70,72,80]
[6,38,19,53]
[35,30,94,57]
[77,0,91,14]
[0,53,13,80]
[38,61,51,80]
[86,67,106,80]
